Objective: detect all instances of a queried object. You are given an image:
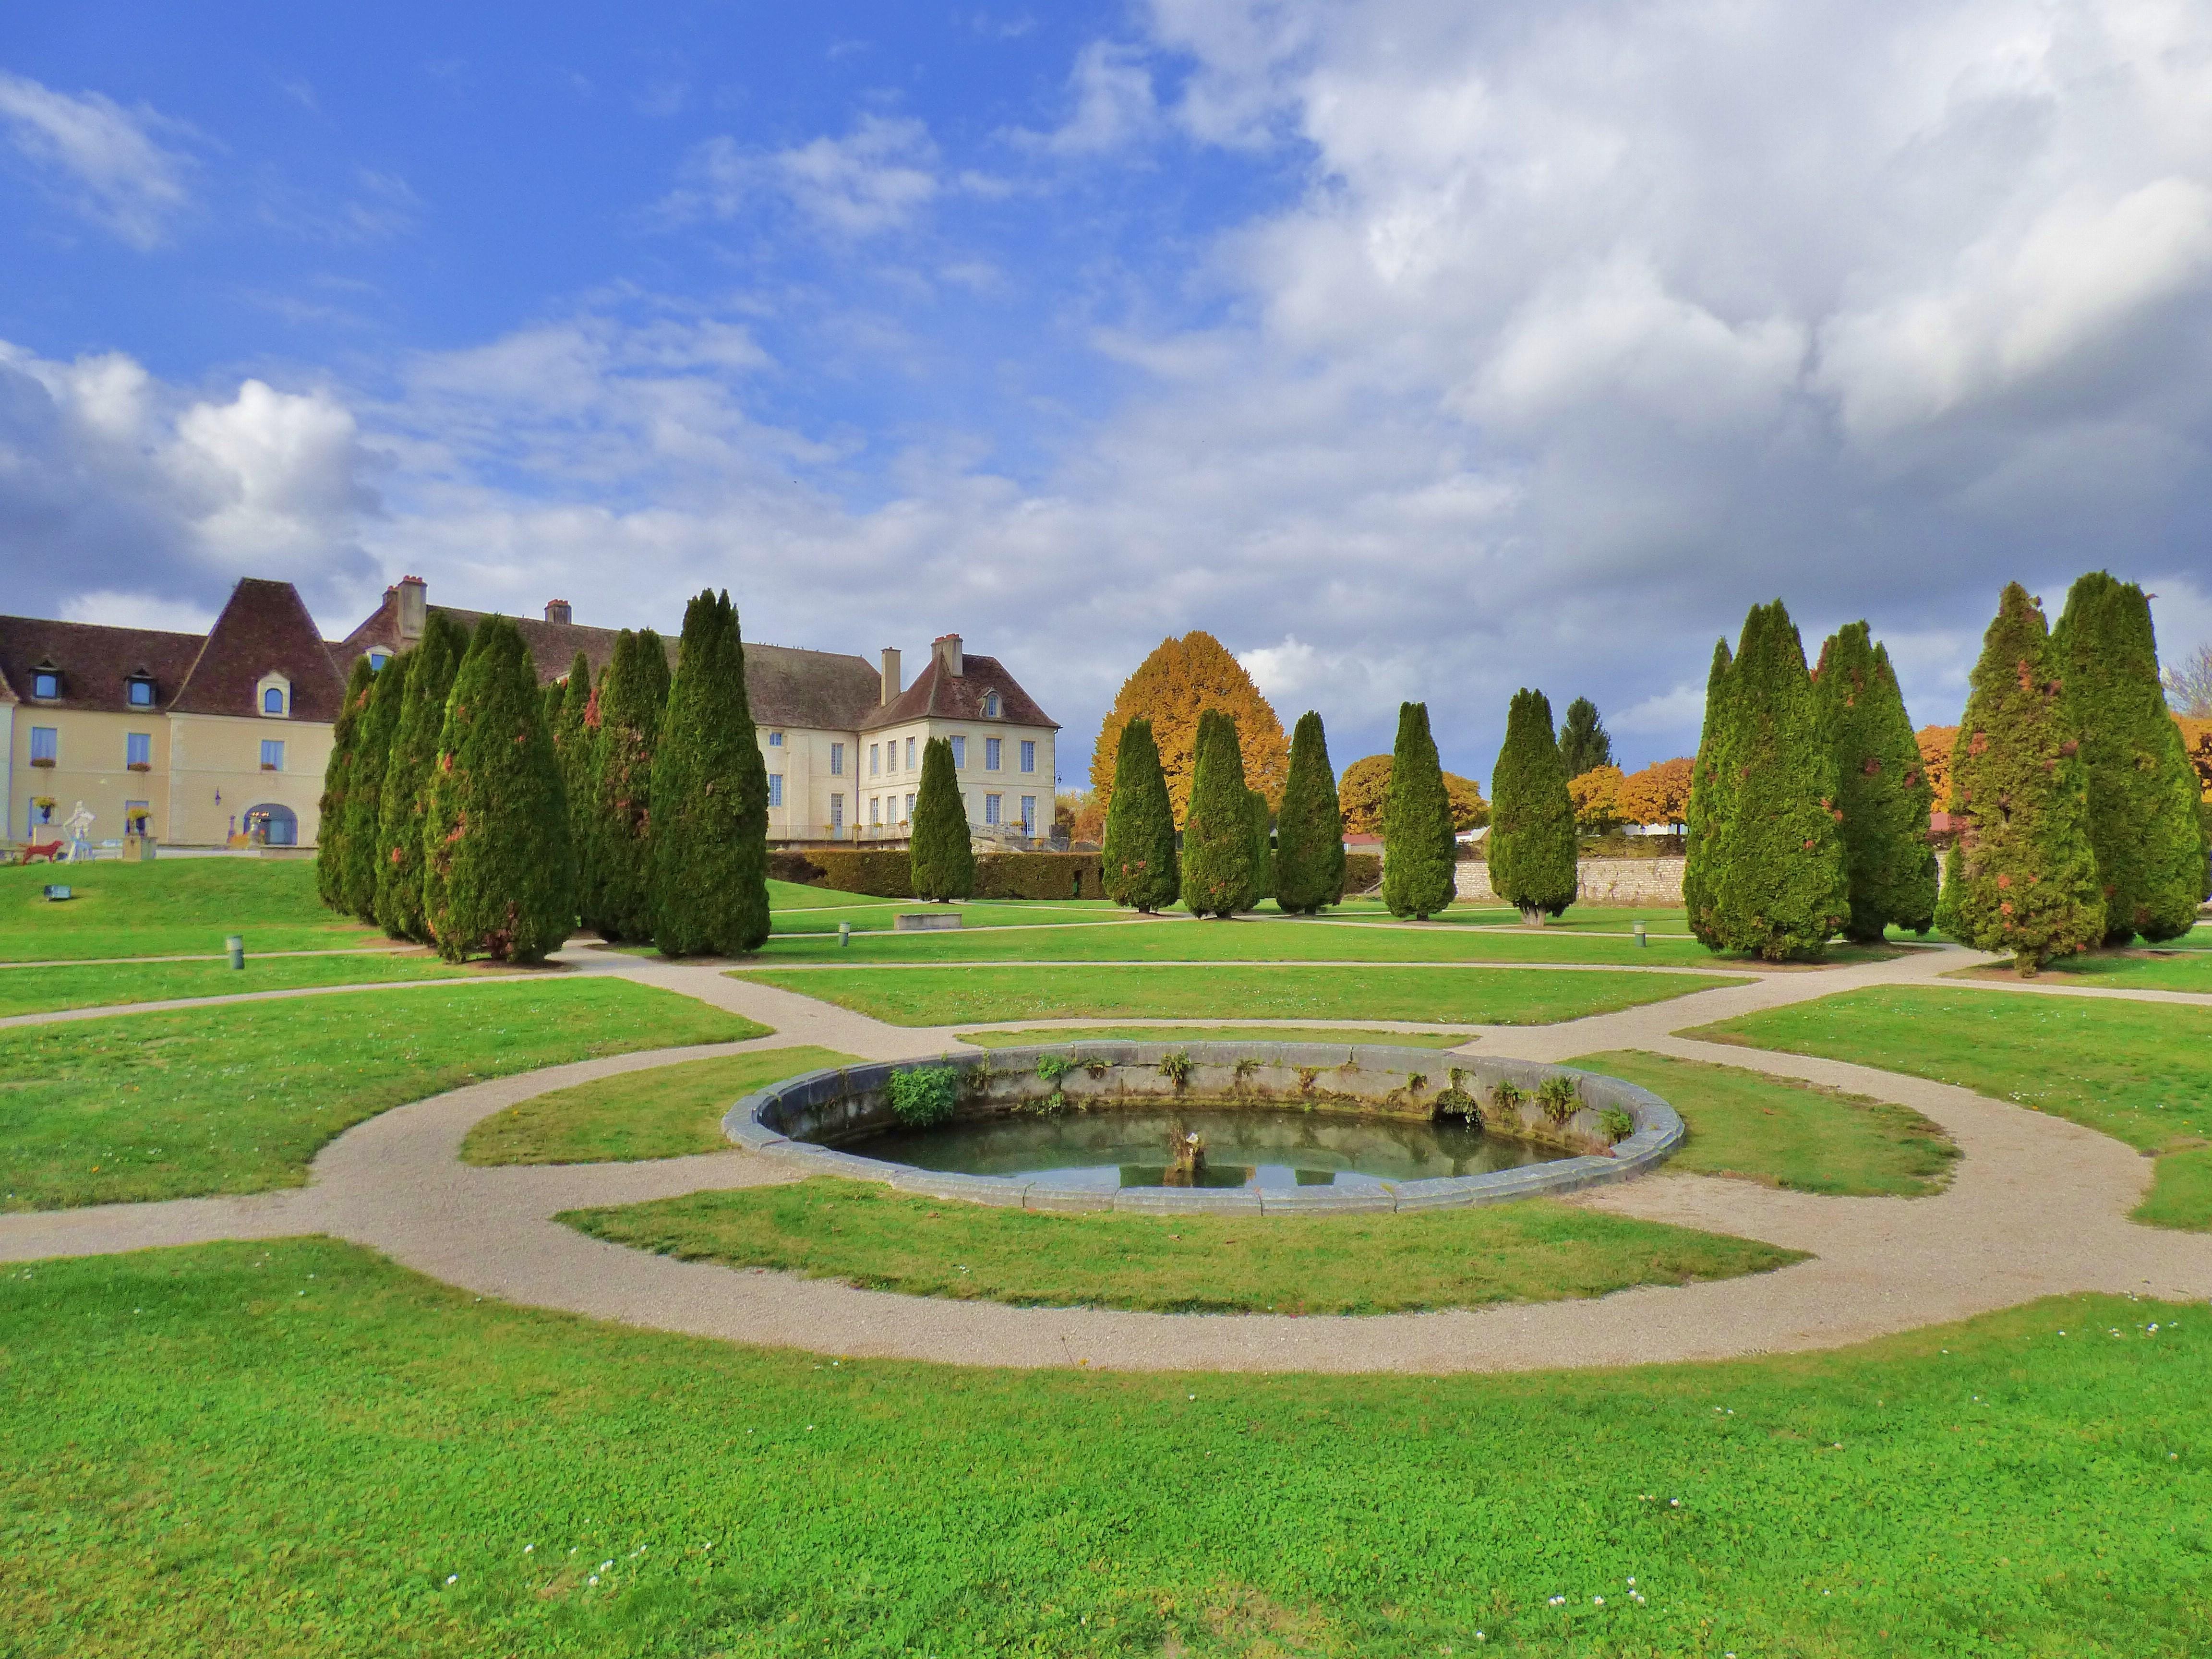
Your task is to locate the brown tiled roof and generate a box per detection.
[858,652,1058,732]
[0,616,206,713]
[169,579,347,722]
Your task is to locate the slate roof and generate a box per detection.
[0,617,205,713]
[170,579,348,722]
[858,652,1058,733]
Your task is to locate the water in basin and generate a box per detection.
[842,1103,1571,1190]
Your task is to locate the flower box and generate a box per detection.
[29,756,55,768]
[260,762,280,771]
[127,761,152,772]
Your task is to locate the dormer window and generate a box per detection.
[126,673,156,708]
[367,649,391,671]
[264,688,284,713]
[256,672,292,718]
[983,692,1001,718]
[31,664,60,700]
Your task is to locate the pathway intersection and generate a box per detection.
[4,936,2208,1373]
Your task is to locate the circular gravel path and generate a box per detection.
[3,940,2208,1373]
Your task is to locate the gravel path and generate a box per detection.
[3,938,2207,1374]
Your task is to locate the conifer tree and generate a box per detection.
[909,736,977,902]
[1813,622,1937,941]
[650,591,770,955]
[1381,701,1455,920]
[1099,716,1179,911]
[1691,601,1850,961]
[1489,688,1579,924]
[541,679,565,732]
[553,652,594,927]
[1179,709,1258,916]
[1247,788,1274,902]
[1273,709,1346,914]
[1936,584,2104,972]
[315,656,375,909]
[374,613,468,942]
[421,616,574,962]
[1556,697,1614,779]
[1682,638,1735,946]
[2051,573,2205,943]
[340,652,409,921]
[580,629,669,941]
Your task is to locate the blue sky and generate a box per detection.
[6,0,2212,792]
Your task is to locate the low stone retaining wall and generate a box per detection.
[1456,856,1685,907]
[724,1041,1682,1215]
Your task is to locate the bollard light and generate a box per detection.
[839,921,851,949]
[226,934,245,970]
[1634,920,1648,948]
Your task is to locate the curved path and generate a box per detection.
[3,941,2209,1374]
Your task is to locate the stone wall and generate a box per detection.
[1455,855,1685,907]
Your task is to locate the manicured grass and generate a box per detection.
[5,1240,2208,1657]
[1948,950,2212,993]
[564,1178,1802,1313]
[0,950,491,1018]
[0,981,768,1211]
[0,855,377,961]
[1571,1049,1957,1197]
[733,963,1743,1027]
[461,1046,859,1166]
[2137,1146,2212,1232]
[958,1024,1477,1049]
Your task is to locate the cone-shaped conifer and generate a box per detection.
[1273,709,1345,914]
[1179,709,1258,916]
[1099,716,1178,911]
[1382,701,1455,919]
[1682,638,1734,943]
[1813,622,1937,940]
[2051,573,2206,943]
[340,652,409,920]
[315,656,374,909]
[650,591,770,955]
[553,652,594,926]
[1936,584,2105,972]
[421,616,574,962]
[909,736,976,901]
[1247,788,1274,902]
[1556,697,1613,779]
[1693,601,1850,961]
[1488,689,1578,924]
[374,611,468,941]
[580,628,669,941]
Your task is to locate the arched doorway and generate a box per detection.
[244,803,298,846]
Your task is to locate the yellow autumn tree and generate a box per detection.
[1614,756,1694,827]
[1090,632,1290,821]
[1915,725,1958,810]
[1337,755,1487,834]
[1567,765,1625,830]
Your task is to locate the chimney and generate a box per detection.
[879,647,901,707]
[934,633,963,678]
[544,599,572,625]
[396,575,427,641]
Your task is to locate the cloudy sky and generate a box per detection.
[5,0,2210,787]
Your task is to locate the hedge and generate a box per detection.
[1343,852,1382,893]
[785,848,1106,902]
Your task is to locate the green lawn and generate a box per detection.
[461,1046,858,1166]
[1948,950,2212,993]
[733,963,1743,1027]
[0,950,493,1018]
[565,1179,1801,1314]
[958,1024,1477,1050]
[2137,1146,2212,1232]
[0,981,768,1211]
[4,1240,2206,1657]
[1571,1049,1958,1196]
[0,855,378,961]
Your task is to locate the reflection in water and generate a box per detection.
[844,1103,1567,1190]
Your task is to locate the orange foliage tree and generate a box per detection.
[1089,632,1289,822]
[1567,765,1624,830]
[1337,755,1487,835]
[1613,757,1694,827]
[1916,725,1958,809]
[2175,716,2212,800]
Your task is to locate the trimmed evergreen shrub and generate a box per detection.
[373,612,467,942]
[1488,688,1577,924]
[650,591,771,955]
[1936,584,2105,972]
[806,848,914,898]
[2051,572,2205,944]
[1179,708,1257,917]
[1099,716,1178,912]
[421,615,575,963]
[580,630,669,942]
[1813,622,1937,941]
[1681,638,1734,943]
[1342,851,1382,894]
[909,737,976,902]
[1274,709,1346,914]
[1246,788,1274,902]
[1556,697,1613,779]
[1381,702,1455,920]
[315,656,374,910]
[1690,601,1851,962]
[553,652,594,929]
[340,651,409,921]
[975,852,1105,901]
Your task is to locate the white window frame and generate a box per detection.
[985,736,1001,771]
[869,797,881,826]
[869,743,879,776]
[904,793,915,821]
[985,793,1001,825]
[905,736,916,770]
[256,671,291,718]
[830,793,844,830]
[260,739,286,771]
[950,735,966,769]
[1021,795,1036,832]
[769,731,784,747]
[1020,740,1035,773]
[830,742,844,776]
[126,732,152,768]
[768,774,784,807]
[30,725,58,763]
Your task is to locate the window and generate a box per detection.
[830,793,844,830]
[1020,740,1036,773]
[126,732,152,769]
[983,692,1000,718]
[1021,795,1037,832]
[768,774,784,808]
[263,687,285,715]
[367,649,391,670]
[984,793,1001,825]
[869,797,880,826]
[905,736,916,770]
[830,743,844,776]
[127,677,155,707]
[869,743,880,776]
[769,731,784,747]
[904,793,914,820]
[950,735,966,769]
[30,726,58,764]
[985,736,1001,771]
[260,739,285,771]
[32,670,59,699]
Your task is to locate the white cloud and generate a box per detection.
[1018,41,1161,156]
[0,70,194,247]
[664,115,939,237]
[61,590,218,634]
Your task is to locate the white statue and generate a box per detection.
[63,800,95,862]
